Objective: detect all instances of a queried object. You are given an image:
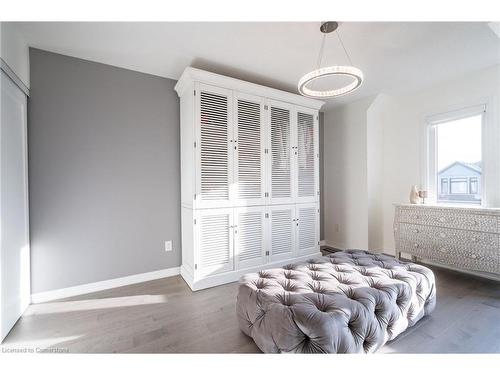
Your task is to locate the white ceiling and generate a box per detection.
[14,22,500,108]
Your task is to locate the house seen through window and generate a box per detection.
[435,114,482,205]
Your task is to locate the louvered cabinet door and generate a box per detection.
[233,93,266,206]
[295,107,319,203]
[296,203,320,256]
[267,100,295,205]
[195,83,234,209]
[195,208,234,277]
[234,206,266,269]
[268,204,296,262]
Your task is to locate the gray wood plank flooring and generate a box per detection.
[2,265,499,353]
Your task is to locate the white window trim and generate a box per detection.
[421,102,498,207]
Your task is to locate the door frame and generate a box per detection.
[0,64,30,342]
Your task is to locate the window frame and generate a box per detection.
[423,104,487,206]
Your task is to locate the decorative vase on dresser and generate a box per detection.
[409,185,420,204]
[394,204,500,277]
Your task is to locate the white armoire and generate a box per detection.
[175,68,324,290]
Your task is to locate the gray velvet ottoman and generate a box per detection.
[237,250,436,353]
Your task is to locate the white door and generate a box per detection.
[267,100,295,205]
[268,204,296,262]
[296,203,320,256]
[1,70,30,341]
[195,83,234,209]
[234,206,266,269]
[195,208,234,277]
[233,92,266,206]
[295,107,319,203]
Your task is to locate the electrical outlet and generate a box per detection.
[164,240,172,252]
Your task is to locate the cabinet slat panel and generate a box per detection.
[237,99,262,199]
[270,107,291,199]
[298,206,317,250]
[297,112,315,198]
[271,208,293,255]
[238,211,264,262]
[200,213,231,268]
[200,91,229,201]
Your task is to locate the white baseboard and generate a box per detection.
[31,266,180,304]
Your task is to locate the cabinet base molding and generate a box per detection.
[180,252,322,291]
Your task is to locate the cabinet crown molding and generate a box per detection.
[174,67,325,110]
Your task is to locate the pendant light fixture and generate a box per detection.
[298,22,363,98]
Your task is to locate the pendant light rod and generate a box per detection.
[336,29,353,66]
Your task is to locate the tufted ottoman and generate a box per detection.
[237,250,436,353]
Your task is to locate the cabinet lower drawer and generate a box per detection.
[399,223,500,274]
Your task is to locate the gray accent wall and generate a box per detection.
[29,49,180,293]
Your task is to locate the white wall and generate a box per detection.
[381,65,500,254]
[322,64,500,255]
[323,96,374,250]
[367,94,392,251]
[0,22,30,88]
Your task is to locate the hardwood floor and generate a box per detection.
[2,265,499,353]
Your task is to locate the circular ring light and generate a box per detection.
[298,65,364,98]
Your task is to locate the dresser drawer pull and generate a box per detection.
[438,217,446,223]
[471,237,478,243]
[413,229,419,233]
[413,243,419,248]
[468,254,478,259]
[439,232,446,238]
[439,247,448,253]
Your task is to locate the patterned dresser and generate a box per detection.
[394,204,500,276]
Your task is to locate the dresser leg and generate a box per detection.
[411,255,418,262]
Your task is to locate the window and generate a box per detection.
[426,106,485,206]
[469,177,478,194]
[450,178,468,194]
[440,178,449,194]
